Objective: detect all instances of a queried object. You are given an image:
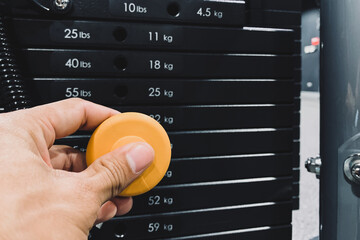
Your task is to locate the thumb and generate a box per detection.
[81,142,154,204]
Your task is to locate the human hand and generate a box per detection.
[0,99,154,240]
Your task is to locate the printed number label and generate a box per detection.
[197,7,211,17]
[149,32,159,41]
[124,2,136,12]
[148,195,161,206]
[65,58,91,69]
[64,28,90,39]
[149,60,161,70]
[148,87,161,97]
[124,2,147,13]
[65,88,92,98]
[149,114,161,122]
[64,29,78,39]
[149,60,174,71]
[65,88,79,97]
[196,8,223,19]
[65,58,79,68]
[148,222,160,233]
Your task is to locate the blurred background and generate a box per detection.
[293,0,320,239]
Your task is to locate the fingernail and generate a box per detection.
[126,142,154,174]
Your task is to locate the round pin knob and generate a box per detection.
[86,112,171,196]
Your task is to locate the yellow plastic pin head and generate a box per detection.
[86,112,172,196]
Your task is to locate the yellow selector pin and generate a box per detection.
[86,112,172,196]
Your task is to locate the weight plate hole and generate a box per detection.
[114,85,128,99]
[114,56,128,71]
[167,2,180,17]
[113,27,127,42]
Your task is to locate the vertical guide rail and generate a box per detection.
[0,16,31,112]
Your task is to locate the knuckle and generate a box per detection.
[67,97,86,104]
[93,152,130,196]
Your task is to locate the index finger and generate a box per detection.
[28,98,119,143]
[0,98,118,167]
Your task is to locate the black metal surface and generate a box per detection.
[10,19,294,53]
[113,105,295,130]
[9,0,246,26]
[129,177,292,215]
[31,79,295,105]
[20,49,295,78]
[56,129,293,158]
[249,0,301,11]
[97,202,292,239]
[90,225,293,240]
[171,129,293,157]
[248,10,301,28]
[159,153,293,185]
[161,225,292,240]
[8,0,302,27]
[293,152,300,168]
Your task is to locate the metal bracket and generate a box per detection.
[305,156,321,179]
[344,154,360,184]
